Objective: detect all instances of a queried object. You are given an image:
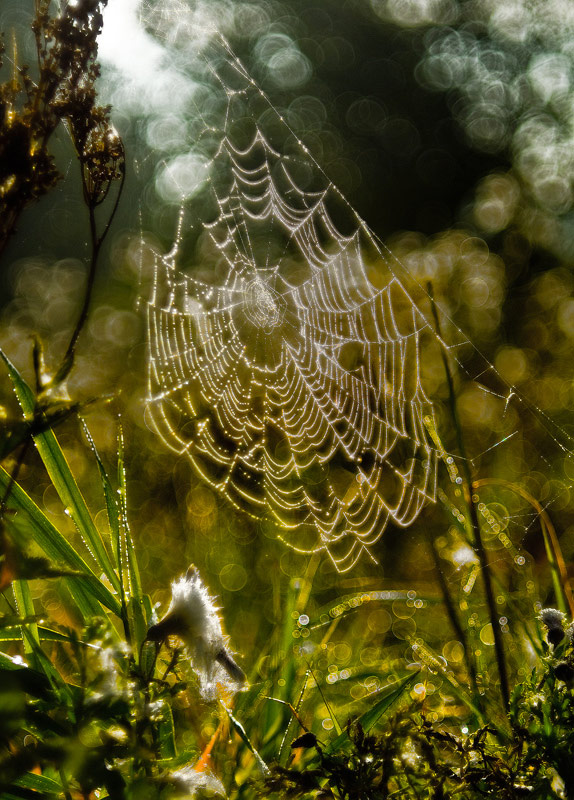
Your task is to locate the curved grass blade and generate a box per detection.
[324,672,418,755]
[13,772,62,795]
[118,425,148,648]
[224,704,269,774]
[82,419,150,648]
[158,703,177,759]
[0,466,120,616]
[0,350,120,594]
[12,580,39,654]
[17,620,73,707]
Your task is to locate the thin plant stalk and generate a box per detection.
[474,477,574,616]
[426,530,481,710]
[60,163,126,377]
[427,282,510,710]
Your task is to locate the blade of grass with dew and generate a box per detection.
[355,673,419,732]
[0,614,43,628]
[0,350,120,594]
[224,703,268,774]
[278,668,311,764]
[426,292,510,710]
[86,417,150,648]
[13,772,62,795]
[158,703,177,759]
[12,579,39,654]
[411,639,497,732]
[323,672,419,756]
[80,419,121,573]
[18,620,73,708]
[312,664,342,738]
[0,466,120,616]
[279,578,299,699]
[474,477,573,616]
[257,575,300,754]
[81,417,133,649]
[118,425,149,649]
[0,625,94,643]
[488,567,546,659]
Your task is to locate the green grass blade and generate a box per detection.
[13,772,62,794]
[411,640,489,728]
[118,425,148,648]
[225,704,268,774]
[0,466,121,616]
[158,703,177,759]
[80,420,121,572]
[12,580,39,654]
[117,427,142,598]
[324,673,418,755]
[358,673,418,732]
[0,626,92,643]
[0,350,120,594]
[16,621,73,707]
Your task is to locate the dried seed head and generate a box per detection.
[291,732,319,750]
[540,608,566,629]
[539,608,566,645]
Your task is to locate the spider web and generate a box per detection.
[137,26,574,576]
[142,38,439,572]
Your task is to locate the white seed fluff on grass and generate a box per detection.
[171,765,226,798]
[147,565,245,699]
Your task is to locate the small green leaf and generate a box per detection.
[158,702,177,759]
[13,772,62,794]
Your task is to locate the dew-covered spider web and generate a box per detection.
[138,28,574,573]
[141,36,440,571]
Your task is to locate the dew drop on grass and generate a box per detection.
[480,623,495,645]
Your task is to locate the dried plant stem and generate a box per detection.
[61,167,125,373]
[427,282,510,710]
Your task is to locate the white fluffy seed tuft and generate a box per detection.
[148,565,245,699]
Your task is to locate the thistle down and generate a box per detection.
[147,564,245,698]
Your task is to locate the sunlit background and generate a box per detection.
[2,0,574,736]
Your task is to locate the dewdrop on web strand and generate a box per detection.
[146,564,246,700]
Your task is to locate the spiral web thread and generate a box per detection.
[145,38,440,571]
